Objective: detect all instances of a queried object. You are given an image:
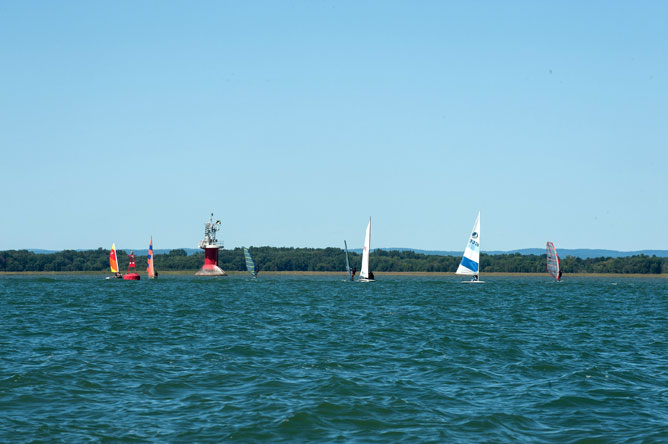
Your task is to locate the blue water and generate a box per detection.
[1,275,667,442]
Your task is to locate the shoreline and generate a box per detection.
[1,271,666,278]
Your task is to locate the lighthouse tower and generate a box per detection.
[195,213,227,276]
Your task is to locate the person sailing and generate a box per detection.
[558,269,563,281]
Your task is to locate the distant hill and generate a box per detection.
[27,248,202,256]
[22,247,668,259]
[351,248,668,259]
[488,248,668,258]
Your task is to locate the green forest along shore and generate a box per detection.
[1,247,667,275]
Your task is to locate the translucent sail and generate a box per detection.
[243,247,257,278]
[546,241,560,280]
[344,240,352,280]
[360,217,371,279]
[147,237,155,278]
[456,212,481,276]
[110,243,119,273]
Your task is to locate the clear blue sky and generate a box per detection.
[1,1,666,252]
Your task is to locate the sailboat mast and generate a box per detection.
[344,240,351,280]
[477,211,480,278]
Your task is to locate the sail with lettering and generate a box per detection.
[456,211,482,281]
[359,217,374,282]
[243,247,258,278]
[110,244,119,274]
[546,241,560,281]
[147,237,156,279]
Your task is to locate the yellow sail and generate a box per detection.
[110,243,119,273]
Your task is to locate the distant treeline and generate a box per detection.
[1,247,667,274]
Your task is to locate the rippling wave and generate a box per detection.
[1,275,667,442]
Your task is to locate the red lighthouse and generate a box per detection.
[123,250,141,280]
[195,213,227,276]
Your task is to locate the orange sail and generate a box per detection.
[110,243,119,273]
[147,237,155,278]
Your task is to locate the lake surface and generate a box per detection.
[1,274,667,443]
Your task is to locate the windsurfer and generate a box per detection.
[351,267,357,280]
[471,275,479,282]
[558,269,562,281]
[369,271,375,280]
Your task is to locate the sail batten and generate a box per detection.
[456,211,481,276]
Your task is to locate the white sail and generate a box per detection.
[456,211,481,276]
[344,240,352,280]
[360,217,371,279]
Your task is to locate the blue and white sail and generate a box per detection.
[456,211,481,276]
[243,247,257,278]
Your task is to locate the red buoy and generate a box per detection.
[195,213,227,276]
[123,250,141,280]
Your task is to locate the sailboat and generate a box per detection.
[147,236,157,279]
[546,241,561,281]
[344,240,353,281]
[456,211,483,283]
[107,243,122,279]
[243,247,258,278]
[358,217,375,282]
